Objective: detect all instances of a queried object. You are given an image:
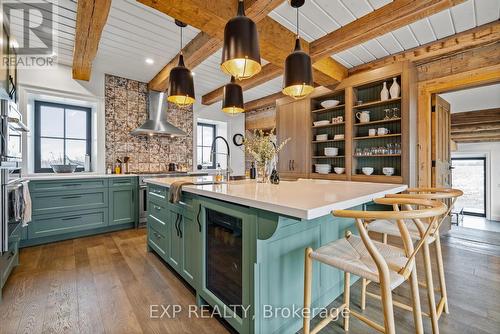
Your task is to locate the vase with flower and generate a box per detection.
[243,129,290,183]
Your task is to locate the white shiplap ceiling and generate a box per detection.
[331,0,500,67]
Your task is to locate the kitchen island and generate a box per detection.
[144,177,406,334]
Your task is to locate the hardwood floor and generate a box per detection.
[1,228,499,334]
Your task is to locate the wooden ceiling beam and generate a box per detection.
[350,21,500,74]
[144,0,287,91]
[451,108,500,126]
[72,0,112,81]
[244,91,284,111]
[310,0,466,61]
[451,121,500,133]
[138,0,347,94]
[452,130,500,140]
[453,136,500,143]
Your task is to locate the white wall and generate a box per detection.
[453,142,500,221]
[193,102,245,176]
[17,64,106,174]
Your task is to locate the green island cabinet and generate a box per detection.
[146,183,360,334]
[21,176,138,247]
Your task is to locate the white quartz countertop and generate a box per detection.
[144,177,407,220]
[26,173,137,180]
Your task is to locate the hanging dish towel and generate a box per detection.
[22,180,32,226]
[168,181,193,204]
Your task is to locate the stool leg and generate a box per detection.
[361,278,367,310]
[343,272,350,331]
[379,277,396,334]
[423,243,440,334]
[409,265,424,334]
[382,233,388,244]
[434,232,449,314]
[303,248,313,334]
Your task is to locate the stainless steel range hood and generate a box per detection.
[131,91,186,137]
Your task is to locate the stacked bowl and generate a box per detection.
[315,164,331,174]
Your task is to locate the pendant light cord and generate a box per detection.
[296,7,299,38]
[180,25,183,54]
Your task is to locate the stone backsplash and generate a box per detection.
[105,74,193,172]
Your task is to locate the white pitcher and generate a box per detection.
[356,110,370,123]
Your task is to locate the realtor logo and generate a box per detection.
[2,0,57,69]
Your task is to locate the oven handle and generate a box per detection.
[7,117,30,132]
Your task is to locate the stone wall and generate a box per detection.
[104,74,193,172]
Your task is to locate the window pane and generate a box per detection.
[40,105,64,137]
[40,138,64,167]
[197,125,202,146]
[452,159,485,215]
[202,147,213,166]
[202,126,213,146]
[65,140,87,166]
[197,147,202,166]
[66,109,88,139]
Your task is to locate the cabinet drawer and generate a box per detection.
[32,190,107,216]
[148,184,167,200]
[29,179,107,193]
[148,227,167,258]
[148,206,167,236]
[168,192,194,213]
[110,177,137,187]
[28,209,107,239]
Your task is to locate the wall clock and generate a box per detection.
[233,133,244,146]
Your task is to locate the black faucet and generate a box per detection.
[210,136,231,181]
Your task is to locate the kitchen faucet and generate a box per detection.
[210,136,231,181]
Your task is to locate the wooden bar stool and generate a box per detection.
[303,198,447,334]
[361,188,463,334]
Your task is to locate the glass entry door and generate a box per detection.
[451,157,486,217]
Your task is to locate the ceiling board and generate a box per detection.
[332,0,500,68]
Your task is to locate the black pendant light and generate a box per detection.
[222,76,244,114]
[168,20,195,107]
[221,0,261,80]
[282,0,314,99]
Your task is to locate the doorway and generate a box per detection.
[451,157,486,217]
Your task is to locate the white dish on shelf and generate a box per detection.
[324,147,339,156]
[362,167,374,175]
[313,120,330,127]
[321,100,340,108]
[316,134,328,141]
[382,167,395,176]
[333,134,344,140]
[334,167,345,174]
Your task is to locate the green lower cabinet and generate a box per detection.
[28,208,108,239]
[109,186,137,226]
[167,209,182,272]
[22,177,138,247]
[178,210,200,287]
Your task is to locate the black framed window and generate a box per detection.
[197,122,216,169]
[451,157,487,217]
[34,101,92,173]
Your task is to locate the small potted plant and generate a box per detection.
[243,129,290,183]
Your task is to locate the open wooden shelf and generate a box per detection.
[353,133,401,140]
[312,122,345,128]
[354,118,401,126]
[311,139,345,143]
[353,154,401,158]
[353,97,401,109]
[310,173,348,180]
[351,174,403,184]
[311,104,345,113]
[312,155,345,159]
